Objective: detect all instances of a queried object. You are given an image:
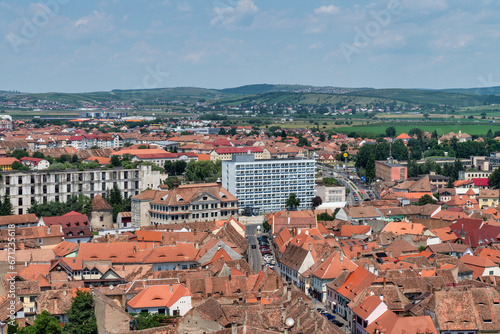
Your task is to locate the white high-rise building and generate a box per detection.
[222,155,316,214]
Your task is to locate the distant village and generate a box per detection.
[1,114,500,334]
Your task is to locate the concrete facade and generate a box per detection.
[222,155,316,213]
[0,165,160,215]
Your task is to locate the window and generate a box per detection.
[18,198,22,206]
[18,176,22,184]
[67,184,71,192]
[100,216,104,222]
[18,187,22,195]
[18,208,22,215]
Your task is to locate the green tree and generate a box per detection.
[453,159,464,180]
[185,160,222,182]
[489,167,500,189]
[7,320,21,334]
[10,149,29,160]
[32,151,45,159]
[110,155,121,167]
[317,212,335,221]
[385,126,396,138]
[297,136,309,147]
[311,196,322,209]
[262,221,270,231]
[391,140,409,161]
[365,155,376,182]
[71,154,79,163]
[416,194,437,206]
[164,161,175,175]
[12,161,29,170]
[21,310,62,334]
[174,160,187,175]
[63,290,97,334]
[130,313,167,330]
[0,193,13,216]
[286,193,301,210]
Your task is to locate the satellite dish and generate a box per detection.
[285,318,295,327]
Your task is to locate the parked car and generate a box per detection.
[331,319,343,327]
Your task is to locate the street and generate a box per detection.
[318,164,378,205]
[245,223,263,274]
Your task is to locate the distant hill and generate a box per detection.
[344,88,500,107]
[4,85,500,109]
[438,86,500,96]
[220,84,371,95]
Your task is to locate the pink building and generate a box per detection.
[375,161,407,182]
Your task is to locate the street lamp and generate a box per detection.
[284,318,295,334]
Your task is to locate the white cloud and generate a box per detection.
[211,0,258,27]
[183,51,205,63]
[308,42,323,50]
[314,5,340,15]
[177,2,191,12]
[73,11,114,35]
[432,33,473,50]
[401,0,448,13]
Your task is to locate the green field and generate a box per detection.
[336,122,500,136]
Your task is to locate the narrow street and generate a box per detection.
[245,223,263,274]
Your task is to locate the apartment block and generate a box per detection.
[131,183,238,226]
[375,161,407,182]
[222,155,316,213]
[0,165,160,215]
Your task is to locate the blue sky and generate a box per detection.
[1,0,499,93]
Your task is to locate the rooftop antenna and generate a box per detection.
[388,137,394,164]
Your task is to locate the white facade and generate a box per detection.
[0,165,160,215]
[128,295,192,316]
[316,185,346,203]
[222,155,316,213]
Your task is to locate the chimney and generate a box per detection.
[47,226,51,235]
[383,277,386,288]
[309,243,312,252]
[389,251,392,258]
[232,322,237,334]
[218,244,222,251]
[287,284,292,302]
[170,284,173,293]
[379,294,384,301]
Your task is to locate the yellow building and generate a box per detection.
[0,157,19,170]
[479,189,500,208]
